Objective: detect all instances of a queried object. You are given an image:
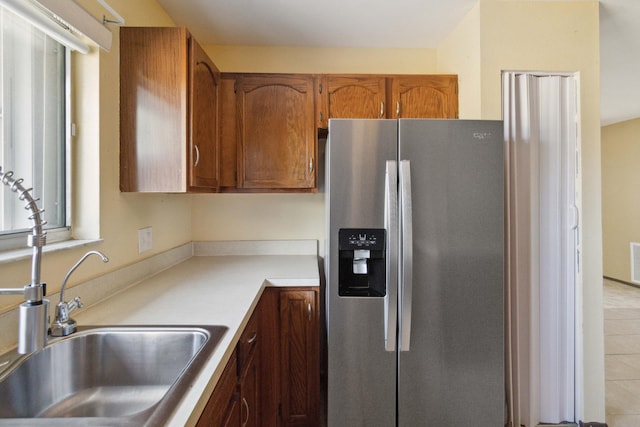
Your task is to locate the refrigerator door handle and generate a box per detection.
[399,160,413,352]
[384,160,398,352]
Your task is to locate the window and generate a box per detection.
[0,5,69,250]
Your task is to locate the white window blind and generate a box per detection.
[0,4,68,248]
[0,0,89,52]
[0,0,121,53]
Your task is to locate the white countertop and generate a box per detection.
[73,253,320,426]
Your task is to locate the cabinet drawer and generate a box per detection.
[238,309,260,376]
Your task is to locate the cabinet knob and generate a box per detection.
[380,101,384,118]
[308,302,312,322]
[396,101,401,117]
[309,157,314,174]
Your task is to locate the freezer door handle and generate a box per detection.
[399,160,413,352]
[384,160,398,352]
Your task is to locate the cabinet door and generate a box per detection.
[120,27,189,192]
[236,75,316,190]
[319,75,386,127]
[280,289,320,427]
[221,396,241,427]
[259,287,280,427]
[189,38,220,190]
[389,75,458,118]
[240,347,260,427]
[197,350,240,427]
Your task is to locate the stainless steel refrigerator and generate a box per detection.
[325,118,504,426]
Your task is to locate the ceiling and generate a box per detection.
[156,0,639,126]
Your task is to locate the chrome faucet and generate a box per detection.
[0,167,49,354]
[51,250,109,337]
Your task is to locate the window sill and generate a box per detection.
[0,239,103,265]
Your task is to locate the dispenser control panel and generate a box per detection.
[338,228,386,297]
[339,229,385,251]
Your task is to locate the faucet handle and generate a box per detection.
[50,296,83,337]
[67,296,83,313]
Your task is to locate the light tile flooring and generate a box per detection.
[604,278,640,426]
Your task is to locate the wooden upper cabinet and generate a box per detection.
[120,27,220,193]
[219,72,457,192]
[236,75,316,190]
[389,75,458,119]
[318,75,386,127]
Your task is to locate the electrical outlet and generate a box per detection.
[138,227,152,253]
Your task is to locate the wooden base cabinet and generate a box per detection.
[198,287,320,427]
[261,287,320,427]
[238,305,261,427]
[196,349,241,427]
[279,289,320,427]
[240,346,260,427]
[197,300,262,427]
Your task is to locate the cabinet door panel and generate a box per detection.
[325,75,386,122]
[237,75,316,189]
[259,288,280,427]
[280,290,319,427]
[222,397,241,427]
[197,350,239,427]
[240,348,260,427]
[390,75,458,118]
[120,27,188,192]
[190,38,220,190]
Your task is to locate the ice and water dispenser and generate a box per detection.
[338,228,386,297]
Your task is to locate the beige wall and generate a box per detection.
[476,1,603,421]
[207,46,437,74]
[203,3,603,419]
[602,118,640,282]
[0,0,190,311]
[0,0,605,421]
[192,46,438,248]
[437,2,482,118]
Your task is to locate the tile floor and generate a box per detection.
[604,278,640,426]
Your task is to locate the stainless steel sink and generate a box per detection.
[0,325,227,426]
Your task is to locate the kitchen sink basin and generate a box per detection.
[0,325,227,426]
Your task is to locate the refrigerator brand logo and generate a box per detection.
[473,132,493,140]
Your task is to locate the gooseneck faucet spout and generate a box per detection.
[51,250,109,337]
[0,166,49,354]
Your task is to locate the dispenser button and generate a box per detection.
[353,250,370,275]
[353,259,368,274]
